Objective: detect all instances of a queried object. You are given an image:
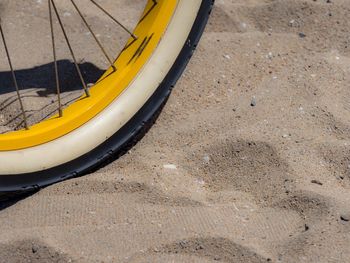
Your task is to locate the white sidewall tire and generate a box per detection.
[0,0,203,175]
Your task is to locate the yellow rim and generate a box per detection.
[0,0,177,151]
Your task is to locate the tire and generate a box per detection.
[0,0,214,194]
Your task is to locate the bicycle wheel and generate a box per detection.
[0,0,214,194]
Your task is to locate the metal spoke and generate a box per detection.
[50,0,90,97]
[89,0,137,40]
[139,0,158,24]
[0,0,149,132]
[48,0,63,117]
[0,19,29,129]
[70,0,116,71]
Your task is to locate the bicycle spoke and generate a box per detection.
[0,0,148,132]
[70,0,116,71]
[89,0,137,40]
[50,0,90,98]
[0,19,29,130]
[48,0,63,117]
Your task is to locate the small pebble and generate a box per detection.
[311,179,323,186]
[250,97,257,107]
[163,164,177,170]
[32,245,39,254]
[340,214,350,222]
[203,155,210,164]
[289,19,299,27]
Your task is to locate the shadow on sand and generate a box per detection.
[0,59,105,96]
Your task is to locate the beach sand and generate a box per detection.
[1,0,350,262]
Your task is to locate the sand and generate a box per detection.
[1,0,350,262]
